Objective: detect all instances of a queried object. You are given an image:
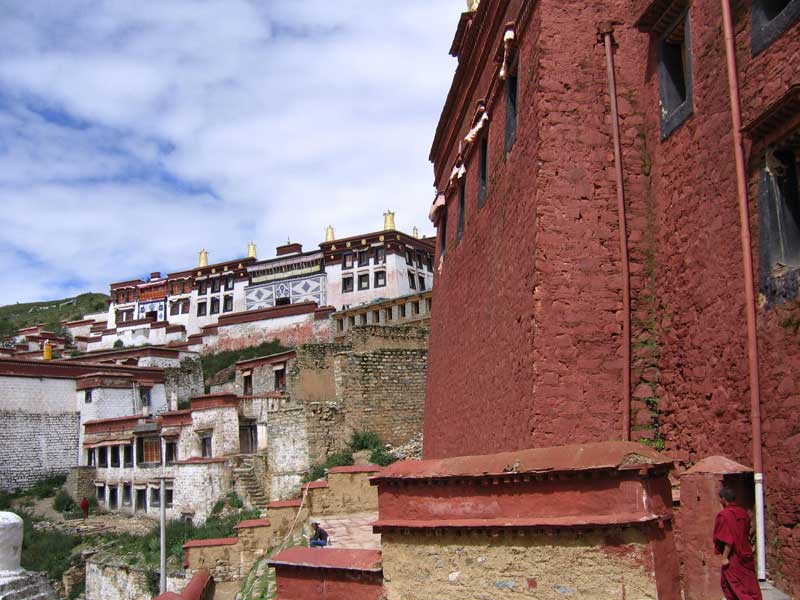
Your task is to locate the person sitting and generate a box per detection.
[309,522,329,547]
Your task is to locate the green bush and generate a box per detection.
[68,581,85,600]
[200,339,287,382]
[113,339,125,349]
[227,492,243,509]
[349,431,383,452]
[0,491,13,510]
[211,499,225,515]
[301,451,355,483]
[53,490,76,513]
[369,448,398,467]
[29,475,66,499]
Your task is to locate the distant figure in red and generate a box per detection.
[714,487,762,600]
[79,497,90,520]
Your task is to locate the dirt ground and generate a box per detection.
[13,495,156,536]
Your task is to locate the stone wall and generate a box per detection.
[266,406,311,500]
[0,411,79,490]
[84,558,184,600]
[380,530,658,600]
[173,462,232,524]
[162,356,204,406]
[66,466,97,501]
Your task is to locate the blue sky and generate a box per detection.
[0,1,461,304]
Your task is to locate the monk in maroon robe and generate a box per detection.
[714,487,762,600]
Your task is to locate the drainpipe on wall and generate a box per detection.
[720,0,767,580]
[600,22,632,442]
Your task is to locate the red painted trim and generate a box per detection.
[216,301,319,327]
[302,481,329,490]
[190,393,238,410]
[267,499,302,508]
[173,457,226,464]
[0,357,164,383]
[235,350,296,370]
[183,537,238,549]
[371,513,663,531]
[328,465,382,475]
[234,518,271,530]
[268,548,382,572]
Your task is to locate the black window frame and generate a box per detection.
[357,251,369,267]
[85,389,93,404]
[210,297,220,314]
[374,246,386,264]
[408,272,417,290]
[224,274,234,291]
[504,59,518,156]
[165,440,177,465]
[211,278,221,293]
[439,209,448,257]
[342,253,354,269]
[87,448,95,466]
[110,445,120,468]
[758,148,800,305]
[198,281,208,295]
[374,270,386,288]
[405,249,414,266]
[197,301,207,316]
[751,0,800,55]
[98,446,108,468]
[139,387,151,407]
[223,295,233,313]
[418,275,426,291]
[150,487,161,508]
[169,301,179,316]
[342,276,354,293]
[657,10,693,140]
[456,177,466,241]
[358,273,370,291]
[200,433,212,458]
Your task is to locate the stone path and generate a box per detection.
[761,581,792,600]
[314,511,380,549]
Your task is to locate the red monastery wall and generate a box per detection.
[425,0,800,591]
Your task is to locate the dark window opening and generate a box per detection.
[752,0,800,54]
[211,278,221,293]
[108,486,118,509]
[110,446,120,468]
[358,273,370,290]
[408,272,416,290]
[210,298,220,314]
[165,488,174,508]
[456,177,466,240]
[139,387,151,407]
[123,444,133,468]
[170,302,179,316]
[439,209,448,257]
[85,389,93,404]
[150,487,160,508]
[418,275,426,291]
[96,486,105,502]
[342,276,354,293]
[122,483,131,505]
[223,295,233,312]
[198,281,208,295]
[505,65,518,156]
[197,302,207,317]
[374,246,386,263]
[135,489,146,511]
[98,447,108,468]
[759,148,800,304]
[274,367,287,391]
[200,433,212,458]
[348,315,356,327]
[360,313,368,325]
[337,318,345,332]
[276,297,290,306]
[87,449,95,466]
[224,274,234,291]
[426,254,433,271]
[358,251,369,267]
[385,308,393,322]
[416,252,424,269]
[478,136,489,208]
[412,301,420,315]
[374,271,386,288]
[165,441,177,465]
[243,373,253,396]
[342,253,354,269]
[658,12,693,139]
[405,249,414,266]
[399,304,407,318]
[181,299,190,314]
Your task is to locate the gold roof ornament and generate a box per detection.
[247,241,257,259]
[413,226,419,239]
[466,0,480,11]
[383,210,396,231]
[198,249,209,268]
[326,225,335,242]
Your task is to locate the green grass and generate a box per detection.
[0,292,108,335]
[200,339,288,385]
[15,509,79,580]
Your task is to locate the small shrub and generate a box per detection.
[227,492,243,509]
[68,581,85,600]
[17,509,79,579]
[177,398,191,410]
[53,490,76,513]
[0,491,13,510]
[113,339,125,349]
[211,499,225,515]
[369,448,398,467]
[349,431,383,452]
[326,452,355,468]
[302,465,326,484]
[29,475,66,499]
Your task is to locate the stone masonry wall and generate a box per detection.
[380,529,658,600]
[162,356,204,406]
[0,411,79,490]
[66,466,97,501]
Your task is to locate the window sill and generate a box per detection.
[752,0,800,55]
[659,101,693,140]
[760,266,800,307]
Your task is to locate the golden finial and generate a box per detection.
[466,0,480,11]
[325,225,335,242]
[413,226,419,239]
[383,210,396,231]
[247,241,257,259]
[43,340,52,361]
[198,249,209,267]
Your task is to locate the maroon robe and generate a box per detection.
[713,504,762,600]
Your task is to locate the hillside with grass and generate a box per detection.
[0,292,108,338]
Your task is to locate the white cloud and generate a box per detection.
[0,0,460,304]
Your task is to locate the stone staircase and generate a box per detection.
[233,457,269,511]
[0,572,57,600]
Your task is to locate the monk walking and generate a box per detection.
[79,496,90,521]
[714,487,762,600]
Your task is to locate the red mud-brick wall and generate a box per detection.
[638,0,800,591]
[424,0,653,456]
